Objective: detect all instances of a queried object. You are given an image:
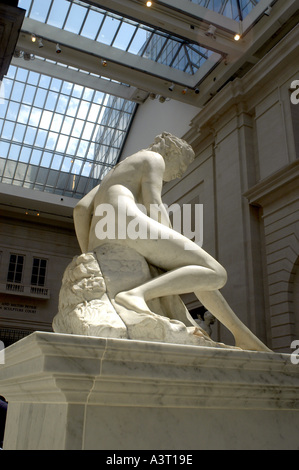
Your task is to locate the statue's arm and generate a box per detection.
[73,184,100,253]
[141,153,171,227]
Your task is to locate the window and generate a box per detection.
[7,254,24,284]
[31,258,47,287]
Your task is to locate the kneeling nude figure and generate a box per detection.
[74,132,270,352]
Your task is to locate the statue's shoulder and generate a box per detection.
[120,151,165,176]
[133,149,164,166]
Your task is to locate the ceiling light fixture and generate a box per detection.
[159,96,166,103]
[146,1,153,7]
[23,52,35,61]
[234,33,241,41]
[38,38,44,48]
[31,34,36,43]
[101,59,108,67]
[56,43,62,53]
[194,88,200,95]
[168,83,175,92]
[149,93,156,100]
[205,25,217,38]
[264,6,272,16]
[13,49,22,58]
[182,88,188,95]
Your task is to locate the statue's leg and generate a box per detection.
[115,271,270,352]
[113,205,270,351]
[195,290,271,352]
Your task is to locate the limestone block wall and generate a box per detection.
[246,162,299,351]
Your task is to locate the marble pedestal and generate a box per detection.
[1,332,299,450]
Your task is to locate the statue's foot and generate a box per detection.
[235,335,272,353]
[115,290,155,316]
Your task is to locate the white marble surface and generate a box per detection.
[1,332,299,449]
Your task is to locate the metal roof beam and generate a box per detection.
[18,19,221,94]
[11,56,141,102]
[17,31,220,106]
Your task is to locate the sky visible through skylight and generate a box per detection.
[190,0,260,20]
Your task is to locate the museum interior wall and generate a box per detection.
[121,98,199,157]
[0,23,298,353]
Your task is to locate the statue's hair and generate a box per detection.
[147,132,195,163]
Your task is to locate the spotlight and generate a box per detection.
[205,25,216,38]
[146,1,153,6]
[31,34,36,43]
[194,88,200,95]
[101,59,108,67]
[182,88,188,95]
[56,43,62,53]
[13,49,22,58]
[264,6,272,16]
[234,33,241,41]
[159,96,166,103]
[38,38,44,48]
[168,83,175,92]
[23,52,32,61]
[149,93,156,100]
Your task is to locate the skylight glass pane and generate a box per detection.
[45,91,58,111]
[64,3,87,34]
[47,0,71,29]
[81,10,104,40]
[189,0,260,20]
[29,0,52,22]
[127,27,148,55]
[19,0,31,16]
[97,16,121,45]
[113,22,138,51]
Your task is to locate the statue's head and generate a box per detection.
[147,132,195,182]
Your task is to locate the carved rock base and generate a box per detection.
[53,248,227,349]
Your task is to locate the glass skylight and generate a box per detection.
[189,0,260,20]
[0,63,136,198]
[19,0,212,76]
[0,0,264,200]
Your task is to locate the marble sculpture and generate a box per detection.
[53,132,270,352]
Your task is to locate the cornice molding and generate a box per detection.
[243,160,299,206]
